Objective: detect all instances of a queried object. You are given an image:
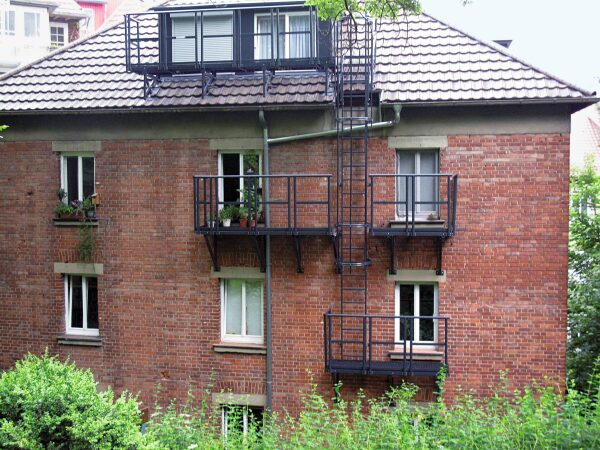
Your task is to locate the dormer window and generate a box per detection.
[255,11,312,60]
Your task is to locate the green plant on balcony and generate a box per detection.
[54,189,97,221]
[219,205,238,227]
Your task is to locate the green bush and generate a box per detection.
[0,352,143,449]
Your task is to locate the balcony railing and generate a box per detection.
[125,5,334,75]
[369,174,458,237]
[194,174,333,235]
[324,312,449,377]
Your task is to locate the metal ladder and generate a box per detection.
[334,16,374,359]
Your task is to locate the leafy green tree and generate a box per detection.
[569,156,600,393]
[305,0,469,20]
[0,352,143,449]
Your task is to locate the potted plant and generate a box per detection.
[239,207,248,228]
[248,212,257,228]
[54,189,81,220]
[219,206,237,227]
[207,215,216,228]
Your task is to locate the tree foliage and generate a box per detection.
[569,156,600,394]
[0,352,143,449]
[305,0,422,20]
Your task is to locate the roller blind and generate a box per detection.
[171,12,233,63]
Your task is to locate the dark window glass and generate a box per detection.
[224,406,263,436]
[87,278,98,329]
[66,157,79,203]
[82,157,95,199]
[399,285,414,340]
[420,284,435,341]
[70,276,83,328]
[222,154,240,205]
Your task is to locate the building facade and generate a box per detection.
[0,0,597,420]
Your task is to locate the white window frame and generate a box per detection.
[49,21,67,48]
[221,405,263,437]
[396,149,440,219]
[253,11,315,60]
[23,10,40,37]
[0,9,15,35]
[220,279,264,344]
[394,283,438,347]
[60,152,95,202]
[217,150,262,211]
[64,275,99,336]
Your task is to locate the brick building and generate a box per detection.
[0,0,597,423]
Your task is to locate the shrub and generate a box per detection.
[0,352,143,449]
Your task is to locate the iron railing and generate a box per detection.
[125,5,334,75]
[324,311,449,376]
[369,174,458,237]
[193,174,332,235]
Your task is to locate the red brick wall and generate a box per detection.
[0,132,569,413]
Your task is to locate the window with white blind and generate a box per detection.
[255,12,312,60]
[221,279,263,344]
[1,10,15,35]
[171,11,233,63]
[24,11,40,37]
[64,275,99,336]
[396,150,439,218]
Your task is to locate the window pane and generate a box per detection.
[66,156,79,203]
[87,278,98,329]
[245,281,262,336]
[289,15,310,58]
[82,157,95,199]
[171,16,196,63]
[247,407,264,433]
[24,12,39,37]
[223,406,244,436]
[222,154,240,205]
[420,284,435,341]
[397,151,415,214]
[203,13,233,61]
[418,151,438,213]
[256,16,285,59]
[225,280,242,335]
[399,284,414,340]
[70,276,83,328]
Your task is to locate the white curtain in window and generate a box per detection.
[289,15,310,58]
[256,16,284,59]
[418,151,437,213]
[245,281,262,336]
[225,280,242,335]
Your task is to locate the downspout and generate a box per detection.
[267,104,402,145]
[258,109,273,413]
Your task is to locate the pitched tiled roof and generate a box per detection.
[0,8,595,113]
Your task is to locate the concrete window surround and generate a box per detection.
[389,135,448,149]
[211,267,265,279]
[386,269,446,283]
[209,138,263,150]
[213,343,267,354]
[52,141,101,153]
[54,262,104,276]
[212,392,267,408]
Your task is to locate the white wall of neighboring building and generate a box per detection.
[0,3,51,72]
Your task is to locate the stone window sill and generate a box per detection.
[53,219,98,227]
[57,334,102,347]
[389,347,443,361]
[213,342,266,355]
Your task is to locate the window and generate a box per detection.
[255,12,313,60]
[171,11,233,63]
[218,151,261,209]
[221,405,263,437]
[395,283,438,344]
[60,154,95,204]
[221,279,263,344]
[0,10,15,35]
[24,11,40,37]
[64,275,99,336]
[50,23,67,48]
[396,150,439,218]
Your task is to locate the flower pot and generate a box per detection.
[249,219,257,228]
[58,212,83,221]
[239,218,248,228]
[207,220,215,228]
[223,218,231,227]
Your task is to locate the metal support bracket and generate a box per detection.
[203,234,219,272]
[332,235,341,274]
[387,235,396,275]
[253,235,266,273]
[201,71,215,98]
[262,68,274,96]
[436,237,445,276]
[143,71,160,100]
[292,236,304,274]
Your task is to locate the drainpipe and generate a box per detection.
[258,109,273,413]
[267,104,402,145]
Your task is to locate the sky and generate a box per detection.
[420,0,600,94]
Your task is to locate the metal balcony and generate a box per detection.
[369,174,458,238]
[324,312,449,377]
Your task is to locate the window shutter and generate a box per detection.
[171,15,196,63]
[202,13,233,62]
